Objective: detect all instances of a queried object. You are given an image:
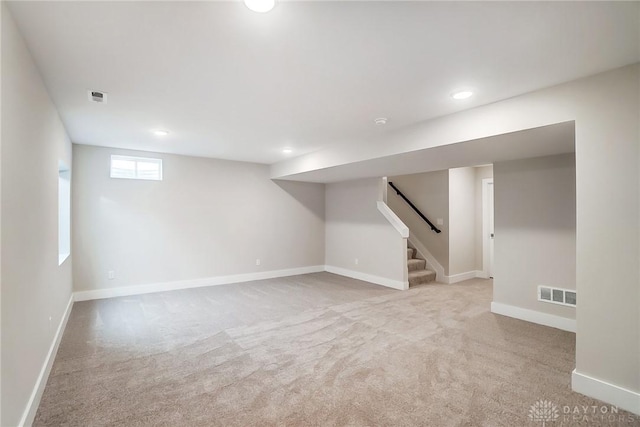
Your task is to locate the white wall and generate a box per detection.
[1,5,4,423]
[474,165,493,271]
[325,179,407,288]
[72,145,325,293]
[387,171,449,273]
[493,154,576,320]
[271,64,640,411]
[0,5,4,424]
[1,5,74,425]
[448,167,476,275]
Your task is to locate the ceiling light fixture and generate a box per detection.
[152,129,169,137]
[282,148,293,154]
[451,90,473,100]
[374,118,388,125]
[244,0,275,13]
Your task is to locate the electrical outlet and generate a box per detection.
[355,258,359,265]
[256,259,261,266]
[436,218,444,226]
[108,270,115,280]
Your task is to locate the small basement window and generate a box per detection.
[110,155,163,181]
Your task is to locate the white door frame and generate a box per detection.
[482,178,494,278]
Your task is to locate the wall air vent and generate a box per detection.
[538,286,576,307]
[88,90,107,104]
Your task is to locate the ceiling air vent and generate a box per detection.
[88,90,107,104]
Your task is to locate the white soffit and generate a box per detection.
[272,121,576,183]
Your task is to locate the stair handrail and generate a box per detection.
[388,182,442,234]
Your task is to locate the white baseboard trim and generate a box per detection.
[572,369,640,415]
[19,295,74,427]
[490,301,576,333]
[325,265,408,291]
[74,265,325,301]
[444,270,485,284]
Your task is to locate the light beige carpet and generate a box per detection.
[35,273,638,426]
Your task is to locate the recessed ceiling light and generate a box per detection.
[451,90,473,100]
[374,118,388,125]
[152,129,169,137]
[244,0,275,13]
[282,148,293,154]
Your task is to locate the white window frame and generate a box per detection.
[110,155,163,181]
[58,161,71,265]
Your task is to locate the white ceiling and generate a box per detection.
[7,1,639,164]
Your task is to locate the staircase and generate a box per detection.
[407,247,436,287]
